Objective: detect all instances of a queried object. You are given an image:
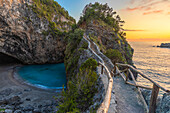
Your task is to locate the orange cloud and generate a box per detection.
[143,10,163,15]
[145,7,152,11]
[124,29,147,31]
[123,0,169,12]
[167,12,170,15]
[125,7,139,11]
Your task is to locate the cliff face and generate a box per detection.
[0,0,75,64]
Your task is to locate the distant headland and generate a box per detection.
[154,43,170,48]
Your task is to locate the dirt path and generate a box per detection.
[85,35,145,113]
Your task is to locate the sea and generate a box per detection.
[129,41,170,95]
[17,63,66,90]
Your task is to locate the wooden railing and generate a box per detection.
[112,63,170,113]
[97,62,113,113]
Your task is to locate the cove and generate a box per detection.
[18,63,66,90]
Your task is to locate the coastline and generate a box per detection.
[13,65,63,92]
[0,64,59,112]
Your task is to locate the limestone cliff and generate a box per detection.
[0,0,75,64]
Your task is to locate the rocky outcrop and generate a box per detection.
[158,93,170,113]
[0,0,75,64]
[142,89,170,113]
[84,22,134,65]
[0,88,58,112]
[157,43,170,48]
[78,3,134,66]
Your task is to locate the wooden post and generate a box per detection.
[125,67,129,82]
[149,84,159,113]
[113,62,116,77]
[101,65,104,74]
[111,69,114,77]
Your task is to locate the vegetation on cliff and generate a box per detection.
[78,2,133,64]
[78,2,125,33]
[104,49,126,63]
[31,0,75,22]
[57,28,99,112]
[58,58,98,112]
[28,0,76,37]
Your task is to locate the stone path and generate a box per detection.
[84,35,145,113]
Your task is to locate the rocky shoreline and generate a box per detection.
[0,65,59,113]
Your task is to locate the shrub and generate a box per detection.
[104,49,126,63]
[81,41,88,49]
[57,58,99,112]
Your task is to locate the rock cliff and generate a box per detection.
[0,0,75,64]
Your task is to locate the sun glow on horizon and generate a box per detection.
[118,0,170,41]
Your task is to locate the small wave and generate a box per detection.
[34,84,66,90]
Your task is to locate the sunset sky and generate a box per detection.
[55,0,170,41]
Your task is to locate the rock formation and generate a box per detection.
[0,0,75,64]
[157,43,170,48]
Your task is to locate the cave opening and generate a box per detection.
[0,52,22,65]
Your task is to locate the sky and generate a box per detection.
[55,0,170,41]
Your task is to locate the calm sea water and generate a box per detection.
[18,63,66,89]
[129,41,170,94]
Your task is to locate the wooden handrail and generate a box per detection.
[128,69,149,113]
[149,84,159,113]
[97,62,113,113]
[115,63,170,113]
[116,63,170,93]
[126,81,152,90]
[115,65,149,112]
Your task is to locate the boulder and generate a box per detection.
[157,93,170,113]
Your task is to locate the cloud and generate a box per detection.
[130,0,136,4]
[124,29,147,31]
[143,10,163,15]
[125,7,140,11]
[123,0,169,12]
[128,38,170,41]
[167,12,170,15]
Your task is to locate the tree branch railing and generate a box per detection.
[97,62,113,113]
[113,63,170,113]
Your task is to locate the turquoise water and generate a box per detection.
[18,63,66,89]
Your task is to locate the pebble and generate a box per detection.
[14,110,22,113]
[26,98,31,101]
[5,109,13,113]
